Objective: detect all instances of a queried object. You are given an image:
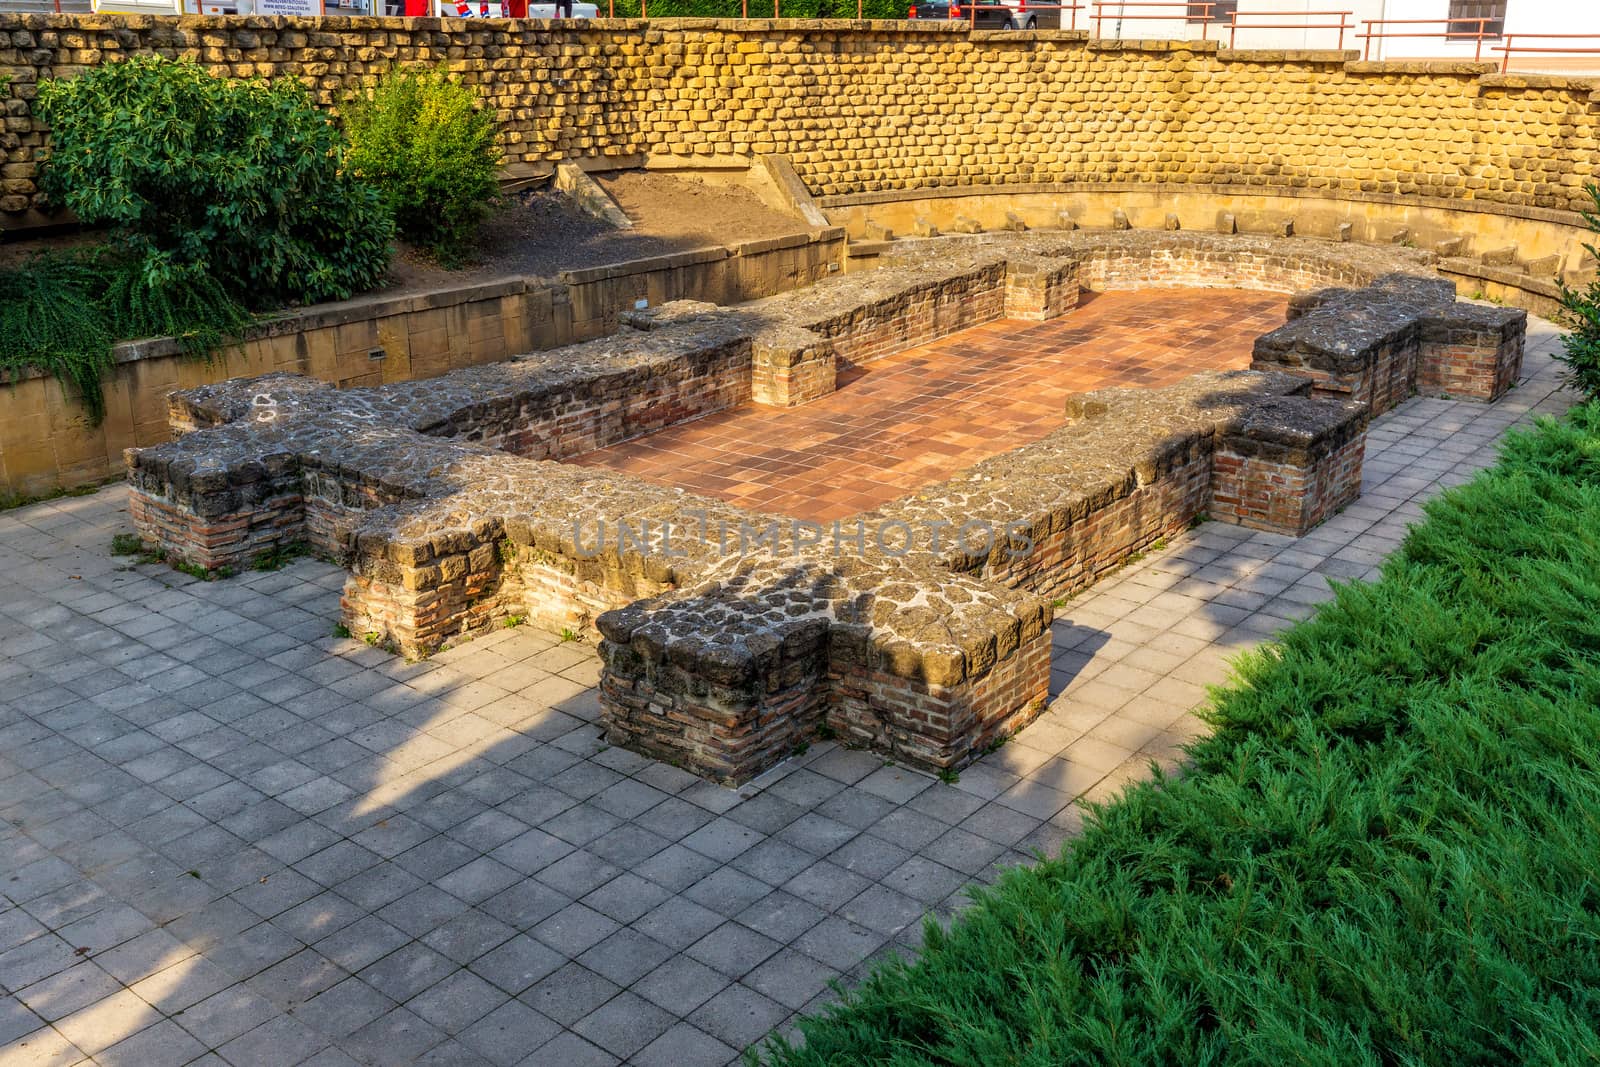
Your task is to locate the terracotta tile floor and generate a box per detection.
[572,288,1287,522]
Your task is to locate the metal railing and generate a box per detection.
[0,0,92,11]
[1357,16,1499,62]
[1227,8,1352,50]
[17,0,1600,70]
[1090,1,1218,41]
[1493,33,1600,74]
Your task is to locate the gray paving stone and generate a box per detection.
[736,891,829,945]
[632,954,730,1017]
[532,903,620,957]
[340,1006,447,1065]
[358,942,460,1003]
[293,977,397,1038]
[219,1014,332,1065]
[792,915,888,971]
[630,895,727,952]
[469,934,566,995]
[174,984,280,1046]
[521,1029,620,1067]
[420,908,517,965]
[633,1021,738,1067]
[686,982,789,1050]
[579,871,671,925]
[686,922,783,979]
[571,989,675,1059]
[96,1017,208,1067]
[520,962,621,1026]
[531,851,617,902]
[407,967,511,1034]
[477,879,571,930]
[458,998,563,1066]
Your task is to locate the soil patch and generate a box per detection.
[385,169,810,297]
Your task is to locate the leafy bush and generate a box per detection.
[1556,182,1600,399]
[344,68,501,266]
[762,404,1600,1065]
[0,248,251,421]
[36,55,392,309]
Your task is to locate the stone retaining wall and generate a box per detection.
[3,16,1598,232]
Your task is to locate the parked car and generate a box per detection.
[907,0,1058,29]
[525,1,598,13]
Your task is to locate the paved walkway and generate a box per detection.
[0,317,1573,1067]
[574,289,1284,521]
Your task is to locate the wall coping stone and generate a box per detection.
[1220,395,1370,465]
[814,181,1591,231]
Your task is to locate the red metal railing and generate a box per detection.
[1227,9,1352,50]
[1090,1,1218,41]
[406,0,1600,68]
[1494,34,1600,74]
[1356,17,1498,61]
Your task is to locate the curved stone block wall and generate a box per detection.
[2,16,1598,255]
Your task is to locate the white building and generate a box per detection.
[1085,0,1600,72]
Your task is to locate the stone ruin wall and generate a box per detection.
[1,14,1598,224]
[121,233,1529,782]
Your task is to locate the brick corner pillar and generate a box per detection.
[594,589,832,787]
[341,520,521,660]
[1004,254,1081,321]
[1211,396,1369,537]
[750,326,838,408]
[825,617,1052,775]
[1418,304,1527,402]
[125,446,307,573]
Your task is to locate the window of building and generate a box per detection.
[1187,0,1235,24]
[1447,0,1507,39]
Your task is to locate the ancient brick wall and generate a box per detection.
[2,16,1598,222]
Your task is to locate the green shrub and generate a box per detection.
[344,68,501,267]
[36,55,392,309]
[1556,182,1600,400]
[762,403,1600,1064]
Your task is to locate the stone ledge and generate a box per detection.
[1342,59,1501,76]
[814,181,1591,231]
[1437,256,1564,299]
[1219,48,1357,64]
